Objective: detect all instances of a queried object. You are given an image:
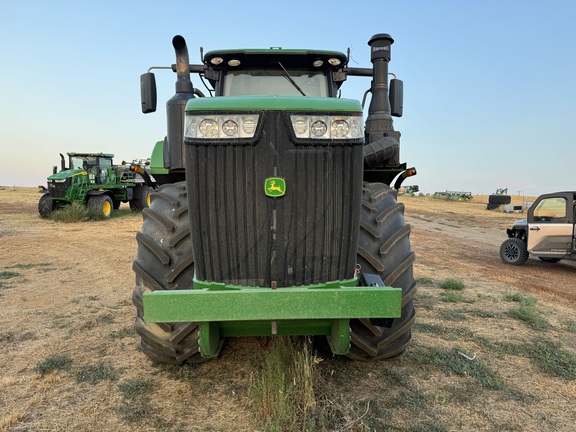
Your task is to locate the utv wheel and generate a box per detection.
[129,185,149,211]
[500,238,528,265]
[347,182,417,361]
[38,194,53,218]
[539,257,561,263]
[88,195,113,219]
[132,182,206,364]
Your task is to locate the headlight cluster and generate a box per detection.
[185,114,260,139]
[290,115,363,140]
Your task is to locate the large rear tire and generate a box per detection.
[38,193,53,218]
[129,185,149,211]
[489,194,511,205]
[88,195,113,219]
[347,183,417,361]
[132,182,206,364]
[539,257,561,263]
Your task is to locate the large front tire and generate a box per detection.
[347,183,417,361]
[132,182,205,364]
[38,193,53,218]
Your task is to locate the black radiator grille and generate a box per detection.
[185,112,363,287]
[49,179,71,199]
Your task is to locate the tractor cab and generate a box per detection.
[67,152,114,184]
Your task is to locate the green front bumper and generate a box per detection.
[143,277,402,357]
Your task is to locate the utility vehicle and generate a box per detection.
[500,191,576,265]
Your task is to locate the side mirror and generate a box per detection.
[140,72,157,114]
[389,78,403,117]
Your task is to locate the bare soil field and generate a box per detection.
[1,187,575,431]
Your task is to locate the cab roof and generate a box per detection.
[67,152,114,158]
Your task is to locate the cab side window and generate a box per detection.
[532,197,567,222]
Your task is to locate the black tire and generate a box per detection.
[38,194,53,218]
[88,195,113,219]
[539,257,561,263]
[347,183,417,361]
[489,194,511,205]
[486,203,500,210]
[130,185,149,211]
[500,238,529,265]
[132,182,205,364]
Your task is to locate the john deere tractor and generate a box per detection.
[38,152,155,219]
[133,33,417,364]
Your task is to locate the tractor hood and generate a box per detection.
[185,95,363,113]
[48,169,87,181]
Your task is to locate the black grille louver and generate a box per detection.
[185,112,363,287]
[50,179,71,199]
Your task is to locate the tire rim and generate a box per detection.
[103,200,111,216]
[504,244,519,261]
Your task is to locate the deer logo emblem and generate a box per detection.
[264,177,286,198]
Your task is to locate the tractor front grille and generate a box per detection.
[49,179,71,199]
[185,111,363,287]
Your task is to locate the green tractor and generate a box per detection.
[38,152,155,219]
[134,33,417,364]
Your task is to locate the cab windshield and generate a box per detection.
[70,156,112,171]
[222,69,328,97]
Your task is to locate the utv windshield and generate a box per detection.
[222,69,328,97]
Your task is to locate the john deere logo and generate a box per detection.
[265,177,286,198]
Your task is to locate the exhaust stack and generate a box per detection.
[165,35,195,172]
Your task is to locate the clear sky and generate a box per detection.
[1,0,575,196]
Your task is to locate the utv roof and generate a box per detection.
[203,49,348,71]
[67,152,114,158]
[539,191,576,196]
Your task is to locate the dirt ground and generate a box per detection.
[1,187,575,431]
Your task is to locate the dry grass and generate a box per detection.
[1,187,576,431]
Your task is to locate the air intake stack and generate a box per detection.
[364,33,402,168]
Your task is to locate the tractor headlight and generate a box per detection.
[185,114,260,139]
[310,120,328,137]
[290,114,363,140]
[199,119,219,138]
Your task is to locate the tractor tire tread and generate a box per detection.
[347,182,416,361]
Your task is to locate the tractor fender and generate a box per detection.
[86,190,108,196]
[38,187,49,194]
[86,190,115,201]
